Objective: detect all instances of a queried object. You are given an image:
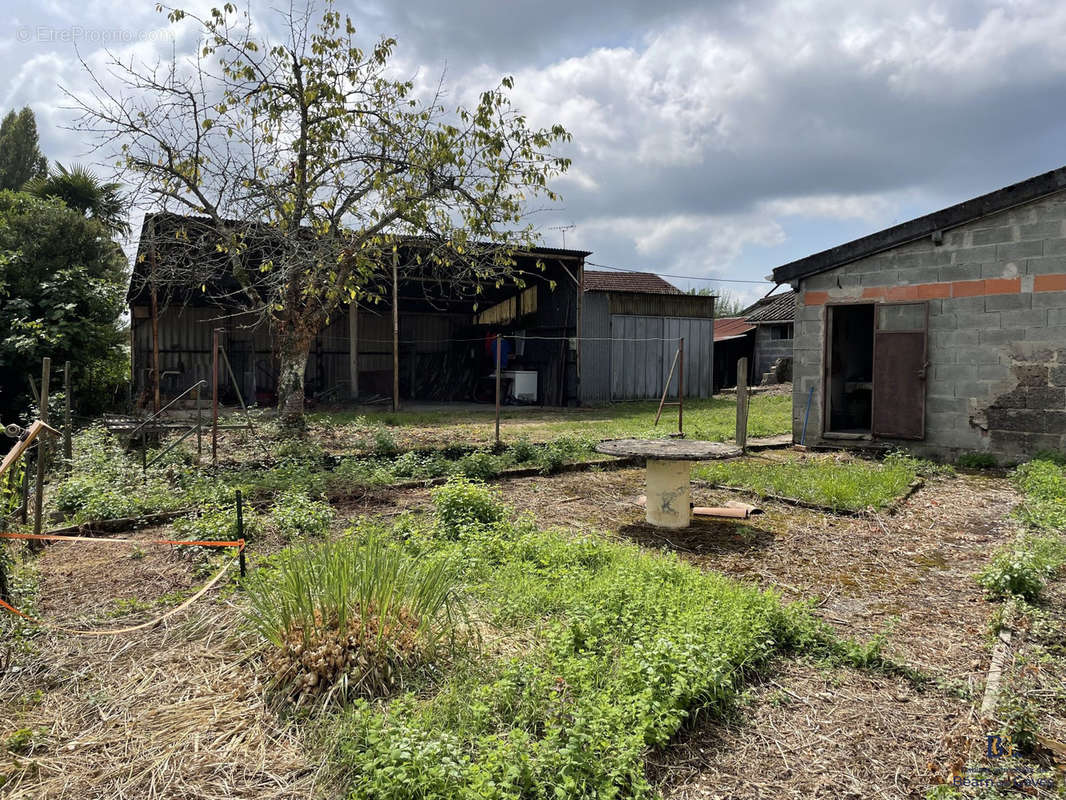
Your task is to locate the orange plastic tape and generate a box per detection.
[0,531,245,549]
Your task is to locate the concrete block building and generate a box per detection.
[772,166,1066,462]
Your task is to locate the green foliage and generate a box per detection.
[372,428,399,458]
[883,449,954,478]
[507,437,537,463]
[1012,458,1066,533]
[956,452,998,469]
[243,532,468,703]
[3,727,40,755]
[174,501,259,543]
[331,518,795,799]
[977,458,1066,601]
[431,477,506,538]
[271,490,335,537]
[976,540,1064,601]
[0,191,128,419]
[24,163,129,236]
[0,107,47,191]
[695,452,919,512]
[455,450,507,481]
[51,427,186,521]
[532,436,594,474]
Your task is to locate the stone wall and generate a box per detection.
[792,191,1066,462]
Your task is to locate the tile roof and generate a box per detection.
[714,317,755,341]
[582,270,681,294]
[743,291,795,323]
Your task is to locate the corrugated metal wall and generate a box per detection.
[608,315,714,401]
[578,292,612,404]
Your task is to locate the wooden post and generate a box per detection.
[212,329,220,466]
[678,337,685,437]
[576,260,583,402]
[495,334,502,447]
[391,250,400,413]
[33,357,51,538]
[736,357,749,453]
[348,302,359,401]
[149,217,161,413]
[195,385,203,462]
[63,361,72,469]
[236,490,246,578]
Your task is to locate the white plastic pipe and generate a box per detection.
[645,458,692,529]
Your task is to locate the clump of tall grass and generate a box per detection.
[244,533,469,705]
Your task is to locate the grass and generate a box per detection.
[307,393,792,453]
[692,451,925,512]
[315,483,800,799]
[977,457,1066,601]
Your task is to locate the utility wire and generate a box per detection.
[584,260,771,285]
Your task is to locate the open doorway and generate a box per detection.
[825,304,875,434]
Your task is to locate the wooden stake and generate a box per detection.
[736,356,749,453]
[678,337,685,436]
[348,301,359,401]
[495,334,502,447]
[33,357,51,539]
[63,361,72,469]
[196,385,203,462]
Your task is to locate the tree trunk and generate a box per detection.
[277,335,311,430]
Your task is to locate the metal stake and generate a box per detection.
[495,334,502,447]
[236,490,246,578]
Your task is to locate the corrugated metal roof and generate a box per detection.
[582,270,681,294]
[714,317,755,341]
[743,291,795,323]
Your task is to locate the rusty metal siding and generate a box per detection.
[607,292,715,318]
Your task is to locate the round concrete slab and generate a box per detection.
[595,438,742,461]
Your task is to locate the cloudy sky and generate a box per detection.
[5,0,1066,303]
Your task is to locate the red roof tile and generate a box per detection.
[714,317,755,341]
[583,270,680,294]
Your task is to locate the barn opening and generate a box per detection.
[825,303,875,434]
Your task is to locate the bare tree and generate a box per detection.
[71,1,571,425]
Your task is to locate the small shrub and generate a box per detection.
[976,538,1065,601]
[372,427,399,457]
[175,501,261,544]
[275,437,327,465]
[956,452,998,469]
[431,476,505,538]
[456,450,504,481]
[243,533,468,704]
[271,490,335,537]
[507,437,537,464]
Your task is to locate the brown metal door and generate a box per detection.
[872,302,928,439]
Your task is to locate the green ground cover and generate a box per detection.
[306,393,792,453]
[246,479,844,799]
[693,451,934,513]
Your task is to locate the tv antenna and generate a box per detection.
[548,224,576,248]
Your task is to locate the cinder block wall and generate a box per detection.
[792,192,1066,462]
[754,325,793,378]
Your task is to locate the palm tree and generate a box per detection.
[24,163,130,237]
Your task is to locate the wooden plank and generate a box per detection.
[0,421,58,481]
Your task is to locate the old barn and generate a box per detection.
[128,213,716,409]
